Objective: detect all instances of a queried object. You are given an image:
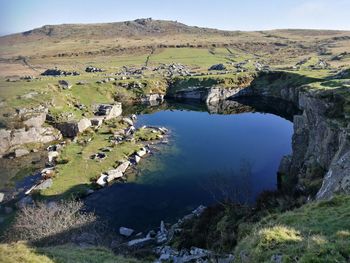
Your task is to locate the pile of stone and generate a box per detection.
[112,205,235,262]
[154,63,192,77]
[41,68,80,76]
[0,107,62,158]
[311,59,330,70]
[85,66,103,73]
[208,63,226,71]
[254,62,270,71]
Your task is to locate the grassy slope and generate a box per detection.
[235,195,350,262]
[0,242,146,263]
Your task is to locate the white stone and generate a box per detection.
[96,174,108,187]
[136,147,147,157]
[122,117,134,126]
[119,227,134,237]
[0,193,4,203]
[106,170,123,182]
[14,148,30,157]
[48,151,59,162]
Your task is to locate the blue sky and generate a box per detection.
[0,0,349,35]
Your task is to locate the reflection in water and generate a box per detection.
[85,98,294,231]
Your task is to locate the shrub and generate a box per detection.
[5,200,105,246]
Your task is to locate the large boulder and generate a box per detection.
[14,148,30,157]
[22,112,47,127]
[55,118,91,138]
[209,63,226,71]
[95,103,122,120]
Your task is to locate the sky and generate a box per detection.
[0,0,349,36]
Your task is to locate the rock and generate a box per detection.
[48,151,59,162]
[209,63,226,71]
[22,112,47,127]
[125,126,136,136]
[0,192,4,203]
[130,154,141,164]
[96,174,108,187]
[85,66,103,73]
[115,161,130,173]
[17,196,34,209]
[105,170,123,182]
[58,80,72,89]
[42,68,79,76]
[90,117,104,127]
[34,179,53,190]
[119,227,134,237]
[130,114,137,121]
[192,205,206,217]
[0,126,61,157]
[55,118,91,138]
[140,94,164,103]
[95,103,122,120]
[136,147,147,157]
[127,237,155,248]
[122,117,134,126]
[156,220,168,244]
[14,148,30,157]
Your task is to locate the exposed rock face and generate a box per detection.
[140,94,164,103]
[172,87,246,104]
[55,118,91,138]
[229,71,350,199]
[171,71,350,199]
[22,112,47,127]
[0,126,62,157]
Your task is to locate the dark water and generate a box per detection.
[85,99,295,231]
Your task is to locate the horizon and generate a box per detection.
[1,0,350,36]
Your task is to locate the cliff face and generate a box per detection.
[232,72,350,199]
[169,71,350,199]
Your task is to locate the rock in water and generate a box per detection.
[119,227,134,237]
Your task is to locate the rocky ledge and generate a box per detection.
[168,71,350,199]
[233,71,350,199]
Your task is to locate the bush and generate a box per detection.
[5,200,105,246]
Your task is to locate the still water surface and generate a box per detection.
[85,99,294,231]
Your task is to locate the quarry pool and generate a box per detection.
[85,99,295,231]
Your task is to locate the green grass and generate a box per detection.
[149,48,231,69]
[0,242,147,263]
[235,195,350,262]
[40,121,142,198]
[134,127,162,141]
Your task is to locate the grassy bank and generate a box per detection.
[235,195,350,262]
[0,242,146,263]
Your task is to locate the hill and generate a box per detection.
[0,18,349,77]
